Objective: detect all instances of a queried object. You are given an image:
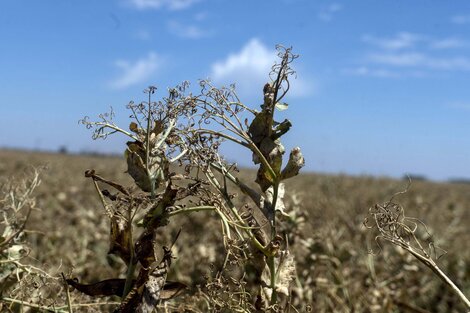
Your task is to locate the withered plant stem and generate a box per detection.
[90,179,112,217]
[145,92,154,199]
[168,205,216,216]
[270,180,280,239]
[1,297,68,313]
[65,282,73,313]
[405,246,470,309]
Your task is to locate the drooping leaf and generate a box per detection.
[256,164,274,192]
[65,278,132,297]
[66,277,186,303]
[109,212,132,265]
[248,111,270,146]
[125,141,152,192]
[255,138,285,191]
[125,129,170,193]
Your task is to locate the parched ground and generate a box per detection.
[1,149,469,312]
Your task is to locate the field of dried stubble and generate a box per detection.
[1,148,470,312]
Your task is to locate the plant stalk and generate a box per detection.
[267,255,278,306]
[1,297,68,313]
[406,246,470,309]
[430,262,470,309]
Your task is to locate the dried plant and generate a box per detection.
[0,168,66,311]
[364,187,470,310]
[72,45,305,312]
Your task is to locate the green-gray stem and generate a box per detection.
[169,205,216,216]
[267,256,278,306]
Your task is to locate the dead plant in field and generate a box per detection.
[0,168,66,311]
[72,45,305,312]
[364,187,470,310]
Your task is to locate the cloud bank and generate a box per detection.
[347,32,470,78]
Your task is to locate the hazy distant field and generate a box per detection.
[1,149,469,312]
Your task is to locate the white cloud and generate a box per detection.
[109,52,161,89]
[355,32,470,78]
[211,39,277,97]
[451,15,470,24]
[343,66,427,78]
[211,39,313,98]
[363,32,468,51]
[318,3,343,21]
[368,52,425,66]
[368,52,470,71]
[362,32,423,50]
[343,67,401,78]
[128,0,199,10]
[168,20,211,39]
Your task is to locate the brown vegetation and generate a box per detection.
[1,149,470,312]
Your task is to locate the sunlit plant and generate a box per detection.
[72,45,305,312]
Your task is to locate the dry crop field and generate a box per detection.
[1,148,470,312]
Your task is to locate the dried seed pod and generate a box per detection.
[281,147,305,180]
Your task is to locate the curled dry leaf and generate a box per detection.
[109,212,132,265]
[260,183,289,219]
[261,251,296,298]
[125,141,152,192]
[276,252,296,296]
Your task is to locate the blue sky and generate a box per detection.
[1,0,470,180]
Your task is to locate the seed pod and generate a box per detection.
[281,147,305,180]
